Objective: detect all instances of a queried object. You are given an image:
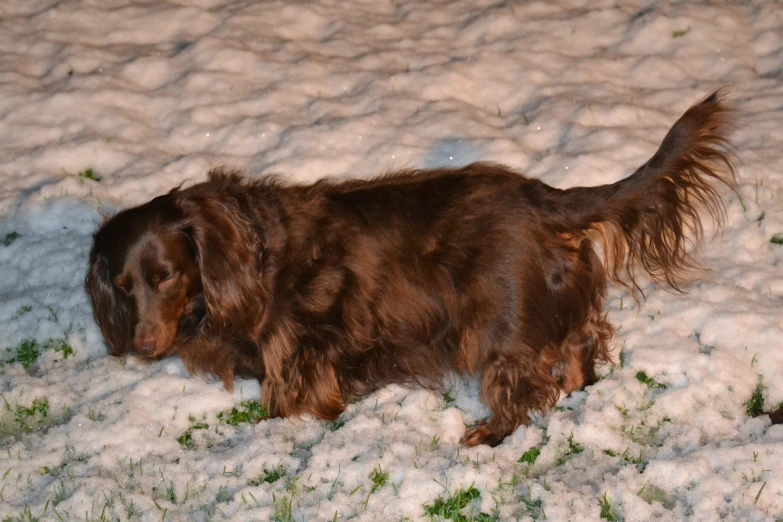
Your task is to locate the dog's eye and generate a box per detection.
[155,272,180,292]
[151,272,166,287]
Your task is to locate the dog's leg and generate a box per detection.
[560,312,613,394]
[461,351,560,447]
[560,331,595,395]
[558,240,614,395]
[264,344,347,421]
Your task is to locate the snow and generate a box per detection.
[1,0,782,520]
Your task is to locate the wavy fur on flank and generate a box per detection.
[85,91,737,447]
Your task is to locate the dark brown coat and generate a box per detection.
[86,91,736,446]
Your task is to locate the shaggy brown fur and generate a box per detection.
[86,91,736,447]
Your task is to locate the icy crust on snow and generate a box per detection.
[1,1,783,520]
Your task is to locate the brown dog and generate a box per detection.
[86,92,736,447]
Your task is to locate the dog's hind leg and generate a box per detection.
[559,312,613,394]
[547,237,613,395]
[461,350,560,447]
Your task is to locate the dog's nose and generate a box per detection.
[133,325,158,356]
[133,337,156,356]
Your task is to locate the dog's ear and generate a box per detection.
[85,252,134,356]
[177,187,267,335]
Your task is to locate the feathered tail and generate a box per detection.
[545,90,737,294]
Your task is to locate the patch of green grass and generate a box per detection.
[1,397,73,442]
[629,456,649,473]
[518,447,541,465]
[605,447,649,472]
[555,434,583,466]
[5,338,74,370]
[624,416,670,449]
[14,398,49,423]
[770,233,783,245]
[248,466,286,486]
[77,168,101,182]
[369,465,388,493]
[2,231,20,247]
[672,27,690,38]
[217,400,268,427]
[636,371,667,391]
[362,464,391,508]
[216,485,233,504]
[8,340,41,369]
[156,471,178,504]
[52,480,72,506]
[44,339,73,360]
[12,305,32,319]
[517,494,545,520]
[598,492,617,521]
[176,416,210,449]
[424,485,496,522]
[745,377,766,417]
[87,408,105,422]
[176,431,194,448]
[331,418,345,431]
[7,397,50,434]
[41,461,68,477]
[442,391,456,404]
[755,481,767,504]
[566,434,584,455]
[272,493,293,522]
[2,504,40,522]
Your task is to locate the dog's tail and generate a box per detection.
[545,90,737,295]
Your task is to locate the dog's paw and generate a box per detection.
[461,420,505,447]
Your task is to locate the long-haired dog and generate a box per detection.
[86,92,736,447]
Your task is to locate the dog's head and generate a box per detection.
[85,194,204,358]
[85,171,270,360]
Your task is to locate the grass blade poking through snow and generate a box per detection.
[636,371,667,392]
[745,376,767,417]
[518,447,541,465]
[598,492,618,521]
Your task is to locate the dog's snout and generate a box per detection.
[133,325,158,356]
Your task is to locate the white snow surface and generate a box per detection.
[1,1,783,521]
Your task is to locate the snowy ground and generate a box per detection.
[1,1,783,520]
